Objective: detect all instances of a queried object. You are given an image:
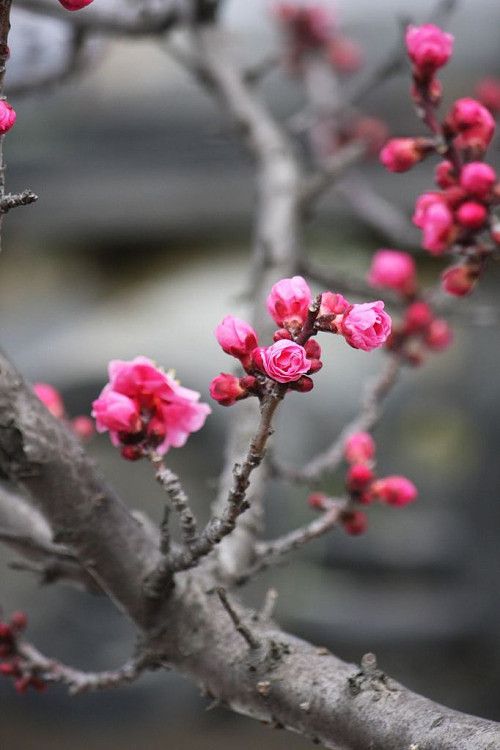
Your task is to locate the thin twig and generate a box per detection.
[216,587,261,649]
[149,453,198,548]
[260,588,278,621]
[0,189,38,214]
[299,141,367,212]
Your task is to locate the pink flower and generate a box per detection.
[92,356,210,457]
[405,24,453,73]
[446,98,495,152]
[71,416,95,440]
[368,250,416,295]
[340,301,392,352]
[266,275,312,328]
[344,432,376,464]
[379,138,428,173]
[33,383,65,420]
[412,193,455,255]
[215,316,258,364]
[424,319,453,351]
[327,37,363,73]
[209,373,246,407]
[0,100,16,135]
[372,476,418,507]
[459,162,496,199]
[341,510,368,535]
[404,301,433,333]
[347,464,374,492]
[434,160,456,189]
[254,339,311,383]
[441,264,478,297]
[58,0,94,9]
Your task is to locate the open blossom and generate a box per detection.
[0,100,15,134]
[340,301,391,352]
[33,383,65,420]
[58,0,94,9]
[372,476,418,507]
[405,24,453,73]
[92,356,210,457]
[215,316,258,364]
[266,275,312,328]
[253,339,311,383]
[344,432,375,465]
[368,250,416,295]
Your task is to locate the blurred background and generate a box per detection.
[1,0,500,747]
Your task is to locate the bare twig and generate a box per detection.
[148,453,198,548]
[16,641,159,695]
[260,587,278,621]
[0,189,37,214]
[299,141,367,213]
[216,587,261,649]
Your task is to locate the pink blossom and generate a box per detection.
[412,193,455,254]
[344,432,376,464]
[266,275,312,328]
[92,356,210,457]
[456,201,487,229]
[254,339,311,383]
[33,383,65,420]
[368,250,416,295]
[424,319,453,351]
[319,291,349,316]
[340,301,392,352]
[459,162,496,198]
[475,77,500,114]
[405,24,453,72]
[0,100,16,134]
[351,116,389,157]
[404,301,433,333]
[209,373,246,407]
[372,476,418,507]
[379,138,427,173]
[341,510,368,535]
[347,464,374,492]
[446,98,495,152]
[215,316,258,364]
[441,264,477,297]
[71,416,95,440]
[327,37,363,73]
[58,0,94,9]
[434,160,456,189]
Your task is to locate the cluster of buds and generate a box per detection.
[33,383,95,441]
[210,276,392,406]
[309,432,417,536]
[380,24,500,296]
[274,2,363,74]
[0,612,45,694]
[368,250,452,363]
[92,357,211,460]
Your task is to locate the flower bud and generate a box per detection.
[475,77,500,114]
[344,432,375,464]
[266,276,312,329]
[289,375,314,392]
[215,316,258,363]
[209,373,246,406]
[33,383,65,420]
[434,160,456,189]
[380,138,429,173]
[424,319,453,351]
[71,416,95,440]
[327,37,363,73]
[0,100,16,134]
[372,475,418,506]
[304,339,321,359]
[368,250,416,295]
[58,0,94,9]
[446,98,495,152]
[404,301,433,333]
[455,201,487,229]
[341,510,368,535]
[347,464,374,492]
[308,492,328,510]
[405,24,453,74]
[441,264,478,296]
[340,301,392,351]
[273,328,293,342]
[459,162,496,199]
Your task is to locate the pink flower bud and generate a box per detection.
[475,77,500,114]
[434,160,456,189]
[344,432,375,464]
[347,464,374,492]
[58,0,94,9]
[209,373,246,407]
[459,162,496,199]
[256,339,311,384]
[319,291,350,316]
[0,100,15,134]
[404,301,433,333]
[9,612,27,632]
[289,375,314,393]
[350,116,389,157]
[33,383,65,420]
[71,416,95,440]
[425,319,453,350]
[266,276,312,328]
[273,328,293,342]
[441,264,478,297]
[380,138,429,173]
[446,98,495,152]
[308,492,328,510]
[413,193,455,255]
[340,301,392,352]
[215,316,258,362]
[368,250,416,295]
[327,37,363,74]
[341,510,368,535]
[120,446,143,462]
[455,200,487,229]
[304,339,321,359]
[372,475,418,507]
[405,24,453,73]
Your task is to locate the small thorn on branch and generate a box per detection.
[0,189,38,214]
[216,587,262,650]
